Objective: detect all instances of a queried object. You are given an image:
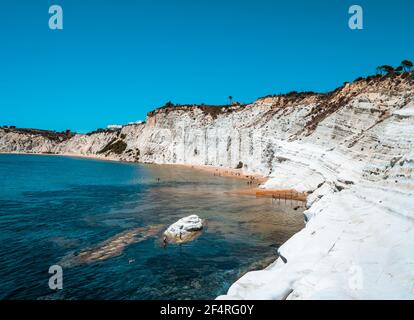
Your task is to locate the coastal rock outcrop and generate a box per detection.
[164,215,204,244]
[1,72,414,299]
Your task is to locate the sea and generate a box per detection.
[0,154,303,300]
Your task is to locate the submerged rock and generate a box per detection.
[60,224,164,266]
[164,215,203,244]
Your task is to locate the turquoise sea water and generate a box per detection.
[0,154,303,300]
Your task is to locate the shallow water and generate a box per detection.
[0,154,304,300]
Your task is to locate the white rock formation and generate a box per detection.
[164,215,204,244]
[1,73,414,299]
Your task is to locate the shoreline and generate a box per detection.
[0,151,122,163]
[0,151,267,183]
[168,163,268,184]
[1,152,307,202]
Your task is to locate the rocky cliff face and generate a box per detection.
[1,73,414,299]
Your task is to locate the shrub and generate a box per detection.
[98,139,127,155]
[402,60,413,72]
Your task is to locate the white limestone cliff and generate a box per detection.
[1,73,414,299]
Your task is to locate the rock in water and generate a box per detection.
[60,224,164,266]
[164,215,203,244]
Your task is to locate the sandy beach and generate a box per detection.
[169,164,307,202]
[173,163,268,184]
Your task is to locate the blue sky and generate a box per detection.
[1,0,414,132]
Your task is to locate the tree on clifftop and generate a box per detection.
[164,101,175,108]
[376,66,383,75]
[395,66,404,72]
[228,96,233,105]
[401,60,413,72]
[377,65,395,75]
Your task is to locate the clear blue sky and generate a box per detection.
[1,0,413,133]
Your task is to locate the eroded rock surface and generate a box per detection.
[164,215,204,244]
